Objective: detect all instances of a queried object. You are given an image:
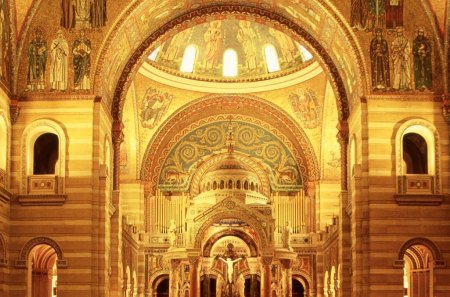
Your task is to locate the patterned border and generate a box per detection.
[140,95,319,195]
[111,4,350,122]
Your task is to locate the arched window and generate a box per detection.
[403,133,427,174]
[180,45,197,73]
[21,119,67,196]
[148,45,161,61]
[223,49,238,77]
[395,119,440,197]
[264,44,281,73]
[220,180,225,189]
[236,180,241,189]
[228,179,233,189]
[297,43,313,61]
[213,181,217,190]
[244,180,249,190]
[33,133,59,175]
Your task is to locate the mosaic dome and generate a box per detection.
[146,18,314,82]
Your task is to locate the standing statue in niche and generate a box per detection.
[370,28,390,91]
[168,219,177,249]
[282,221,293,251]
[413,27,432,91]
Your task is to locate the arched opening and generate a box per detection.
[403,133,428,174]
[292,278,305,297]
[200,274,217,297]
[223,49,238,77]
[180,45,197,73]
[244,275,260,297]
[403,244,434,297]
[33,133,59,175]
[264,44,280,73]
[0,115,7,172]
[28,244,58,297]
[155,277,169,297]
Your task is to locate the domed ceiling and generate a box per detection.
[146,18,314,82]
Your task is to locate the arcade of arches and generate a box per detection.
[0,1,449,297]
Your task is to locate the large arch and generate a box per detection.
[140,94,319,195]
[202,229,259,257]
[192,197,272,250]
[108,3,359,122]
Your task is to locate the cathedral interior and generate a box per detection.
[0,0,449,296]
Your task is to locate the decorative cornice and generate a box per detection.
[16,194,67,206]
[394,194,445,206]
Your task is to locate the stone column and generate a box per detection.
[337,121,351,297]
[262,256,273,297]
[170,260,181,297]
[112,120,124,191]
[188,256,199,297]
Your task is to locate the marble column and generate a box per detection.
[188,256,199,297]
[262,257,273,297]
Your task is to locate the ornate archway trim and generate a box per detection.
[393,237,446,268]
[202,229,259,257]
[193,197,273,251]
[15,236,68,268]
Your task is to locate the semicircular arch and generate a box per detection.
[140,94,319,195]
[104,3,366,122]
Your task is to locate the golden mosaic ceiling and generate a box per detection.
[146,18,314,82]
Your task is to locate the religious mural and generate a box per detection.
[413,27,432,91]
[0,0,11,86]
[368,26,433,92]
[25,26,94,92]
[26,27,48,91]
[351,0,404,31]
[158,121,302,192]
[351,0,435,92]
[288,88,321,129]
[72,29,91,90]
[50,30,69,91]
[140,87,173,129]
[61,0,107,29]
[151,19,306,79]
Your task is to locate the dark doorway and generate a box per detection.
[156,278,169,297]
[244,275,260,297]
[292,278,305,297]
[200,275,217,297]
